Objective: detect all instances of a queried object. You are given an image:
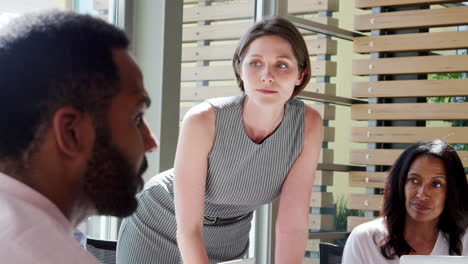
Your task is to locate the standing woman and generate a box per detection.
[342,140,468,263]
[116,17,323,264]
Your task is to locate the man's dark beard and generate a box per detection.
[83,125,147,217]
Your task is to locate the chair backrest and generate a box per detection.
[319,242,344,264]
[86,238,117,264]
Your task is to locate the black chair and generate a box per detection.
[86,238,117,264]
[319,242,344,264]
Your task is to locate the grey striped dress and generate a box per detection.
[116,94,304,264]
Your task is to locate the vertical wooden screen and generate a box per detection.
[349,0,468,231]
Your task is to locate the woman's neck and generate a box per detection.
[242,96,285,143]
[404,217,440,255]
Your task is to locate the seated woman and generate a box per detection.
[342,140,468,263]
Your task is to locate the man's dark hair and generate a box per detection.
[0,10,129,161]
[380,140,468,258]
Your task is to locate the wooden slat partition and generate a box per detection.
[355,6,468,31]
[183,0,338,23]
[354,31,468,53]
[182,61,337,81]
[347,216,375,232]
[350,149,468,166]
[352,79,468,98]
[350,0,468,235]
[349,172,387,188]
[182,39,337,62]
[352,127,468,143]
[353,54,468,76]
[355,0,463,9]
[183,17,337,42]
[352,102,468,121]
[348,194,383,211]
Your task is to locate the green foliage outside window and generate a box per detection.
[427,71,468,152]
[335,195,364,232]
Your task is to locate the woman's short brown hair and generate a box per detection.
[232,16,311,98]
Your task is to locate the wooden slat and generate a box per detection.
[310,214,334,231]
[303,83,336,95]
[183,0,338,23]
[311,61,337,77]
[355,0,463,9]
[302,257,320,264]
[305,239,320,252]
[184,2,252,23]
[180,103,336,120]
[322,127,335,143]
[348,194,382,211]
[350,149,403,166]
[181,83,336,101]
[349,172,387,188]
[352,127,468,144]
[352,102,468,121]
[183,17,337,42]
[350,149,468,166]
[347,216,375,232]
[320,149,334,164]
[352,79,468,98]
[181,61,336,81]
[355,6,468,31]
[310,192,333,208]
[181,86,240,101]
[314,171,334,186]
[182,39,337,62]
[349,171,468,188]
[181,65,234,81]
[353,54,468,76]
[183,21,252,42]
[354,31,468,53]
[182,45,235,62]
[309,39,338,56]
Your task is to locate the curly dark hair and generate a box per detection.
[380,140,468,258]
[232,16,311,98]
[0,10,129,162]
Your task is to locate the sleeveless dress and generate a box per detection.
[116,94,305,263]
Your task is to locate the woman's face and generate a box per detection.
[404,155,447,225]
[240,35,304,106]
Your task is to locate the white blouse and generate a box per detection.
[342,218,468,264]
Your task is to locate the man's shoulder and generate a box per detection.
[0,241,99,264]
[0,195,98,264]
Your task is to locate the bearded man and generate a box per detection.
[0,10,157,263]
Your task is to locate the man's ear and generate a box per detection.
[295,68,306,86]
[51,107,94,158]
